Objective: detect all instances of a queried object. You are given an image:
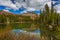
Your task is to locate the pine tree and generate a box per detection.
[51,1,54,14]
[45,4,49,13]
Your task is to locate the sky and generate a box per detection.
[0,0,60,14]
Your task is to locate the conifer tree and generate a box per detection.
[45,4,49,13]
[51,1,54,14]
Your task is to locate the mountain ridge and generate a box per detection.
[0,10,13,15]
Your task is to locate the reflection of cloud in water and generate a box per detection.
[11,29,40,36]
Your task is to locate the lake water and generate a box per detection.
[0,23,41,40]
[0,22,40,34]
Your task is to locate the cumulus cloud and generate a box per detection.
[3,9,10,12]
[1,0,60,13]
[0,0,51,10]
[26,7,36,11]
[11,0,51,9]
[54,4,60,13]
[0,0,18,10]
[27,0,51,9]
[15,1,27,8]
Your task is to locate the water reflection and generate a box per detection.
[0,24,6,29]
[10,23,32,29]
[0,22,40,32]
[11,29,40,36]
[0,23,41,40]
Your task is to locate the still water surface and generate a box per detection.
[0,23,40,34]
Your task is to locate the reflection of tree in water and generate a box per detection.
[0,23,11,37]
[29,24,38,31]
[24,23,39,31]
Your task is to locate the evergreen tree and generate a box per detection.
[51,1,54,14]
[45,4,49,13]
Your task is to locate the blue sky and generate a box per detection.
[0,0,60,14]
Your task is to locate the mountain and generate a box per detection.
[21,12,40,20]
[0,10,40,20]
[0,10,13,15]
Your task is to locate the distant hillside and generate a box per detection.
[21,12,40,20]
[0,10,40,20]
[0,10,13,15]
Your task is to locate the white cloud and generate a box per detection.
[20,11,27,14]
[54,4,60,13]
[0,0,18,10]
[0,0,51,10]
[3,9,10,12]
[20,7,37,14]
[26,0,51,9]
[15,2,27,8]
[26,7,36,11]
[0,0,60,14]
[13,0,51,9]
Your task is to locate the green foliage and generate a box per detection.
[10,23,31,29]
[21,16,32,22]
[0,14,6,23]
[45,4,49,13]
[0,13,33,29]
[39,3,60,40]
[0,24,6,29]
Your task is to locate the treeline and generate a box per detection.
[0,14,33,23]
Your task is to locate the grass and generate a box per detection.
[0,30,41,40]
